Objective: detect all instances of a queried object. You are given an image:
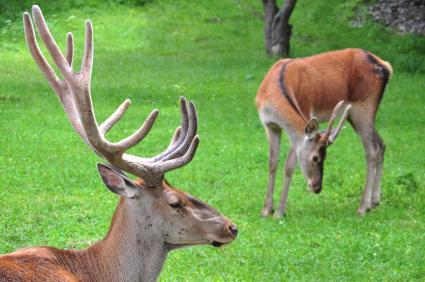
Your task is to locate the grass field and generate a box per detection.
[0,0,424,280]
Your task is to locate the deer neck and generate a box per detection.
[260,103,307,151]
[87,197,168,282]
[278,115,306,151]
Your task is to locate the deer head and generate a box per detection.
[23,5,237,249]
[97,164,237,248]
[296,101,351,193]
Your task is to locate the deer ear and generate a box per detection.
[304,118,319,139]
[97,163,139,198]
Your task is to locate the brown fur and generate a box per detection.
[256,48,392,217]
[256,48,392,132]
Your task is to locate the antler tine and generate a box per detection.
[168,127,182,148]
[32,6,73,81]
[328,104,352,145]
[150,97,190,161]
[99,100,159,152]
[81,20,93,77]
[113,109,159,150]
[159,135,200,173]
[99,99,132,135]
[66,32,74,67]
[23,12,61,93]
[160,100,198,161]
[321,100,345,141]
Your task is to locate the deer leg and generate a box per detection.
[348,105,384,215]
[261,125,282,217]
[274,146,296,218]
[371,131,385,208]
[356,126,384,215]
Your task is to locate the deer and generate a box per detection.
[0,6,238,282]
[255,48,392,218]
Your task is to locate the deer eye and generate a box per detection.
[169,201,182,208]
[312,155,320,163]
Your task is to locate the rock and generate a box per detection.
[369,0,425,36]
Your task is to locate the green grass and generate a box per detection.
[1,0,424,280]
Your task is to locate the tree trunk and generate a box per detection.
[263,0,297,57]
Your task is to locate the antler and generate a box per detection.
[23,6,199,185]
[320,100,352,145]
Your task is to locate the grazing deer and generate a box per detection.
[256,48,392,217]
[0,6,237,282]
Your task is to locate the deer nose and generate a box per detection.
[308,179,322,193]
[228,224,238,237]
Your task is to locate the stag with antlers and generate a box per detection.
[0,6,237,282]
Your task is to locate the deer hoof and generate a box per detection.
[273,211,285,218]
[357,206,371,216]
[371,201,380,209]
[261,207,272,217]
